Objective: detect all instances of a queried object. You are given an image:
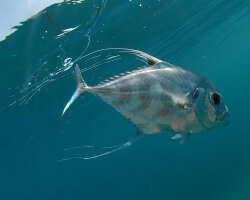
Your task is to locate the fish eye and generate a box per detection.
[211,92,221,105]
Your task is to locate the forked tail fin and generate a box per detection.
[62,64,88,116]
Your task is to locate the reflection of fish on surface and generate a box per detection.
[60,49,229,160]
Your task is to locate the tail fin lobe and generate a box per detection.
[62,64,88,116]
[75,64,87,88]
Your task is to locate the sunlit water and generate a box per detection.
[1,1,250,199]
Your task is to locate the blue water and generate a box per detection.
[1,0,250,199]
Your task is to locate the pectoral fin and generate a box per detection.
[171,133,182,140]
[171,133,190,144]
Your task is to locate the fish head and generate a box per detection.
[192,79,229,129]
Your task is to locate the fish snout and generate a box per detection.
[218,108,230,124]
[223,110,230,119]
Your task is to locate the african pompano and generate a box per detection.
[62,50,229,143]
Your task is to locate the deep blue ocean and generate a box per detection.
[1,0,250,199]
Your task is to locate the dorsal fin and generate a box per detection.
[151,61,174,69]
[132,50,162,66]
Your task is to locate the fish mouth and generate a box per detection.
[218,111,230,124]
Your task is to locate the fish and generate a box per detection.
[62,50,229,147]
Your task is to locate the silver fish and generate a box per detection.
[62,51,229,143]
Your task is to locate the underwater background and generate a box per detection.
[1,0,250,199]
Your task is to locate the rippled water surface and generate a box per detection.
[1,1,250,199]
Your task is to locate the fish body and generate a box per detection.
[63,51,229,137]
[90,63,200,134]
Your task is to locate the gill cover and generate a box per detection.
[192,86,211,127]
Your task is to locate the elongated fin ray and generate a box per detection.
[76,48,163,66]
[56,131,144,162]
